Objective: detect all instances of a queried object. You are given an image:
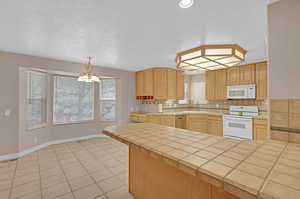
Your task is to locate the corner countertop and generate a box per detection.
[131,110,268,120]
[103,123,300,199]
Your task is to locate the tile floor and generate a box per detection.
[0,138,133,199]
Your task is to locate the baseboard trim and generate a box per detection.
[0,134,108,161]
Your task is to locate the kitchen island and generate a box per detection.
[103,123,300,199]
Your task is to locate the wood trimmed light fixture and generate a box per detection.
[77,56,100,82]
[176,44,247,71]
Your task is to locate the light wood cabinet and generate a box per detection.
[147,115,161,125]
[186,114,208,133]
[143,69,154,96]
[253,119,268,140]
[205,71,216,100]
[161,115,176,127]
[167,69,177,99]
[255,62,267,100]
[289,99,300,129]
[215,69,227,100]
[136,71,144,96]
[227,67,239,85]
[239,64,255,85]
[176,71,184,99]
[270,99,289,128]
[207,115,223,136]
[153,69,168,99]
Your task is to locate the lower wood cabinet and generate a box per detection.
[253,119,268,140]
[186,114,208,133]
[147,115,161,125]
[207,115,223,136]
[160,115,176,127]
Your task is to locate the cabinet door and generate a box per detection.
[227,67,239,85]
[161,115,175,127]
[256,62,267,100]
[239,64,255,85]
[154,69,168,99]
[253,119,268,140]
[215,69,227,100]
[147,115,161,125]
[205,71,216,100]
[176,71,184,100]
[167,69,177,99]
[186,114,208,133]
[207,116,223,136]
[143,69,154,96]
[136,71,144,96]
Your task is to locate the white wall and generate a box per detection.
[0,51,136,156]
[268,0,300,98]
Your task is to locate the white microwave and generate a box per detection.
[227,84,256,99]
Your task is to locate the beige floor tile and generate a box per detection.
[13,172,40,187]
[106,186,133,199]
[42,182,71,199]
[69,175,94,191]
[0,179,12,191]
[91,170,114,182]
[11,181,41,199]
[41,174,67,189]
[73,184,103,199]
[13,191,42,199]
[55,193,75,199]
[97,176,125,193]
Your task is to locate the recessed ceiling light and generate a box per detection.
[179,0,194,8]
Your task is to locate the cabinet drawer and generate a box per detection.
[207,115,222,121]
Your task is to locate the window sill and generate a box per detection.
[53,120,95,126]
[27,123,48,131]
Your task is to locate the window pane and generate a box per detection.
[100,101,116,121]
[53,76,94,123]
[100,79,116,99]
[27,71,47,129]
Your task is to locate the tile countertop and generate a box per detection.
[132,110,268,120]
[103,123,300,199]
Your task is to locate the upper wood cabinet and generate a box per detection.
[256,62,267,100]
[176,71,184,100]
[167,69,177,99]
[227,67,240,85]
[136,68,184,100]
[215,69,227,100]
[143,69,154,96]
[154,69,168,99]
[136,71,144,96]
[239,64,255,85]
[205,71,216,100]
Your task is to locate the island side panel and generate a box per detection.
[128,145,239,199]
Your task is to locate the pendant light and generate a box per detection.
[77,57,100,82]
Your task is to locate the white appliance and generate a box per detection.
[227,84,256,99]
[223,106,259,140]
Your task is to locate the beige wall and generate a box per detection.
[0,51,136,156]
[268,0,300,98]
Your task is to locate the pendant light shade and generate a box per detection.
[176,44,247,71]
[78,57,100,82]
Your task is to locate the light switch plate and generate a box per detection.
[4,109,11,117]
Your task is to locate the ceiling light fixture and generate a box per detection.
[176,44,247,71]
[179,0,194,8]
[78,56,100,82]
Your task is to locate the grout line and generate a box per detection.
[7,158,18,199]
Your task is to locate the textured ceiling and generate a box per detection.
[0,0,271,71]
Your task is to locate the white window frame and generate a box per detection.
[53,75,95,125]
[99,78,117,122]
[178,78,190,104]
[26,70,48,130]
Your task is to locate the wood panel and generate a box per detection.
[255,62,267,100]
[226,67,239,85]
[176,71,185,100]
[143,69,154,96]
[215,69,227,100]
[154,69,168,99]
[253,119,268,140]
[175,115,186,129]
[239,64,255,85]
[167,69,177,99]
[161,115,176,127]
[207,115,223,136]
[136,71,144,96]
[270,99,289,128]
[129,145,240,199]
[186,114,208,133]
[205,71,216,100]
[147,115,161,125]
